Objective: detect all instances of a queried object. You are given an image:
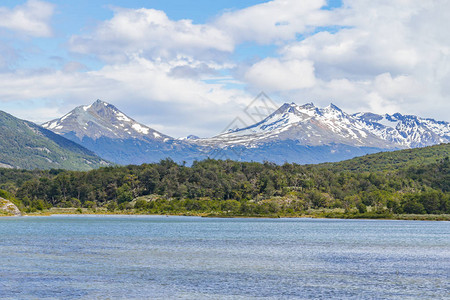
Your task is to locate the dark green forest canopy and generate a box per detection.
[0,143,449,216]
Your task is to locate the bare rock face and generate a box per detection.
[0,197,22,216]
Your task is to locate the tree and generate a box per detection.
[221,200,241,213]
[356,202,367,213]
[117,184,133,204]
[402,195,426,214]
[418,190,442,214]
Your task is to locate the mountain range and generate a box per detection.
[41,99,449,166]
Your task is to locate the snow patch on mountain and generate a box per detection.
[132,123,150,135]
[194,102,449,149]
[355,112,450,147]
[42,99,169,142]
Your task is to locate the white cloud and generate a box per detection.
[2,0,450,138]
[0,56,252,137]
[373,73,423,99]
[259,0,450,120]
[281,26,424,80]
[215,0,329,44]
[244,58,316,92]
[276,72,445,119]
[0,0,54,37]
[69,0,332,63]
[69,7,234,63]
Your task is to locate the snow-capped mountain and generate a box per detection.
[42,100,201,165]
[42,99,170,142]
[195,103,393,148]
[194,102,449,150]
[42,100,449,165]
[354,112,450,148]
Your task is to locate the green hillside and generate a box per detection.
[0,143,448,218]
[0,110,109,170]
[320,143,449,172]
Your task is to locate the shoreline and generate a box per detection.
[4,209,449,221]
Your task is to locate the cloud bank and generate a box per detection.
[0,0,449,137]
[0,0,54,37]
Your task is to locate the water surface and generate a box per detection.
[0,216,448,299]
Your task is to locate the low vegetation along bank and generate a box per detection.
[0,144,449,220]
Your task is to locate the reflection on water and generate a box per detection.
[0,216,449,299]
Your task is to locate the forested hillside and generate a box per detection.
[0,144,448,218]
[322,143,450,172]
[0,110,109,170]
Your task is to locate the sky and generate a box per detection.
[0,0,449,138]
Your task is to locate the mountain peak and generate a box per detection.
[326,103,342,111]
[92,99,115,109]
[83,99,116,112]
[75,99,115,114]
[276,102,299,114]
[94,99,106,105]
[42,100,171,141]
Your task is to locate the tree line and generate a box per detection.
[0,154,448,217]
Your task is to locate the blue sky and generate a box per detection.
[12,0,340,71]
[0,0,448,137]
[6,0,280,70]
